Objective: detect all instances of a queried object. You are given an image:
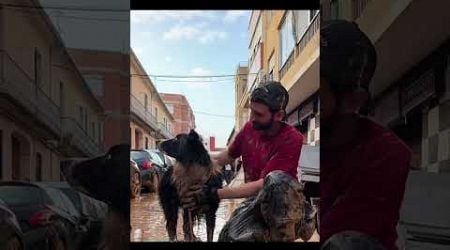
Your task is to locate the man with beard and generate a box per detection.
[320,20,411,250]
[181,81,313,242]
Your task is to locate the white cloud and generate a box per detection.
[223,11,248,23]
[131,11,216,24]
[190,67,212,76]
[165,56,172,62]
[162,24,227,44]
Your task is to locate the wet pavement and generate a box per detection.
[130,169,319,242]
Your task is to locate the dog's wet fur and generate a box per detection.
[158,130,223,242]
[61,144,130,250]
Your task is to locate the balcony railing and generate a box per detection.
[130,94,159,131]
[61,117,102,157]
[352,0,372,20]
[0,51,61,134]
[157,122,173,139]
[280,13,320,80]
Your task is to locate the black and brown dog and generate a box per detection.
[61,144,130,250]
[158,130,223,242]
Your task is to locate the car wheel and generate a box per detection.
[131,171,141,199]
[5,236,22,250]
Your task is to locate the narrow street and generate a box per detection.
[130,169,319,242]
[130,170,246,242]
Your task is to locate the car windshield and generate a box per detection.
[0,186,43,206]
[59,188,82,212]
[131,151,148,161]
[148,151,164,166]
[44,187,80,217]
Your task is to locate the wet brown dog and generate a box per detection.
[158,130,223,242]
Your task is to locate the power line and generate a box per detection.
[152,78,234,83]
[131,73,254,78]
[6,7,129,22]
[0,3,129,12]
[193,110,235,118]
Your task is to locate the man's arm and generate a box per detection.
[212,149,235,167]
[217,179,264,199]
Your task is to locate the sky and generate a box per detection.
[131,11,251,147]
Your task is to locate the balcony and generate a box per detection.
[352,0,372,20]
[61,117,102,157]
[130,94,159,131]
[157,122,173,139]
[0,51,61,136]
[280,13,320,80]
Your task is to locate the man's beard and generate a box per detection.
[252,116,274,131]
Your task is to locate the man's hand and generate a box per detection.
[181,184,220,210]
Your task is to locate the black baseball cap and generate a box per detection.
[251,81,289,112]
[321,20,377,92]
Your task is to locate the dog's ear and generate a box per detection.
[189,129,200,141]
[107,144,130,158]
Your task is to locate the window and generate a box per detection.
[98,123,102,143]
[145,137,149,149]
[294,10,310,42]
[59,82,64,114]
[91,122,95,138]
[79,106,83,125]
[268,52,275,80]
[154,107,158,121]
[279,11,296,67]
[36,153,42,181]
[331,0,340,20]
[34,48,42,87]
[84,110,88,131]
[144,94,148,112]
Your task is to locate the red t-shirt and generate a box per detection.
[228,121,304,182]
[321,118,411,250]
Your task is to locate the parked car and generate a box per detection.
[0,181,84,250]
[130,158,141,199]
[0,198,24,250]
[130,150,164,192]
[298,144,320,238]
[148,149,175,169]
[33,182,108,249]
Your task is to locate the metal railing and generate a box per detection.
[352,0,372,20]
[0,51,61,134]
[130,94,159,131]
[280,13,320,79]
[157,122,173,139]
[61,117,102,157]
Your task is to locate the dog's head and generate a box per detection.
[159,130,211,167]
[61,144,130,214]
